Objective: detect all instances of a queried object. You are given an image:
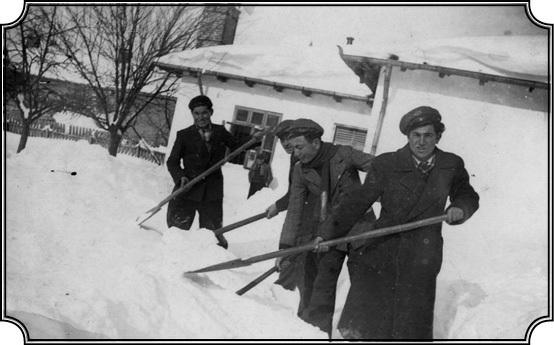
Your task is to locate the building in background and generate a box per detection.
[156,43,373,171]
[3,77,177,149]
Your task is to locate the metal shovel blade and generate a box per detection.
[184,258,251,275]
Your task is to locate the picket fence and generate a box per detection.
[5,118,165,165]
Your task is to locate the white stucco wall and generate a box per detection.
[369,67,549,336]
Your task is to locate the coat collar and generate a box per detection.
[396,144,452,221]
[395,144,451,171]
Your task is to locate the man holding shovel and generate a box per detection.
[318,106,480,339]
[166,95,250,249]
[266,120,320,299]
[277,118,375,337]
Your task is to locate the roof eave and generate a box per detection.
[339,51,549,91]
[154,61,373,104]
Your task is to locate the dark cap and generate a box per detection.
[288,118,324,139]
[188,95,213,111]
[399,106,444,135]
[274,120,295,139]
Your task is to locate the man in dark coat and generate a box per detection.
[166,95,244,249]
[268,120,320,314]
[318,106,480,339]
[265,119,296,220]
[277,118,376,338]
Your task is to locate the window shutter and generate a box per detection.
[334,125,367,151]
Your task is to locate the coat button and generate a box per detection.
[423,238,429,244]
[422,259,429,265]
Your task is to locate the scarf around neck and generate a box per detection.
[302,142,338,170]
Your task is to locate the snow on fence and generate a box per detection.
[5,118,165,165]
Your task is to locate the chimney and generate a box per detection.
[346,36,354,45]
[196,6,240,48]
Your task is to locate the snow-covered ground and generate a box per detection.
[3,132,549,340]
[52,111,105,132]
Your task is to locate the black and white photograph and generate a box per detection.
[2,1,552,343]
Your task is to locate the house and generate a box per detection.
[339,34,548,152]
[4,75,177,149]
[156,43,374,170]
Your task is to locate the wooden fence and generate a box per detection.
[4,118,165,165]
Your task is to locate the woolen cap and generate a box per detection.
[288,118,324,138]
[188,95,213,111]
[274,120,295,139]
[399,106,443,135]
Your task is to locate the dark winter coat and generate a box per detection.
[320,144,479,339]
[276,144,374,336]
[274,154,299,212]
[167,124,241,202]
[279,145,375,248]
[274,155,317,292]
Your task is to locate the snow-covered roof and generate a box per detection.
[52,111,105,131]
[157,44,372,99]
[341,35,549,84]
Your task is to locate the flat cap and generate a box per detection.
[274,119,295,139]
[288,118,324,138]
[188,95,213,111]
[399,106,443,135]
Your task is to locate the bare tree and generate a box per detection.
[4,6,70,153]
[56,5,213,156]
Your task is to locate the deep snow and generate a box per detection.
[3,131,549,340]
[4,133,323,339]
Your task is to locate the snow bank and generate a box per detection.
[52,111,105,131]
[4,130,548,340]
[4,133,324,339]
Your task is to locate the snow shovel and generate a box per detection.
[136,127,272,227]
[235,266,278,296]
[213,211,267,236]
[184,214,448,274]
[235,252,302,295]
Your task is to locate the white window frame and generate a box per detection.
[231,106,282,164]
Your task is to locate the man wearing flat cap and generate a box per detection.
[270,120,320,299]
[277,118,376,338]
[167,95,247,249]
[318,106,479,339]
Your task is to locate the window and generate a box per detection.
[228,106,282,166]
[333,125,368,151]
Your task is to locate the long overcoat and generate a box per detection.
[279,144,376,335]
[320,144,479,339]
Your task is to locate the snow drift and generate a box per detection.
[4,132,548,339]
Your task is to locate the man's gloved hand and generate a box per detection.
[180,176,190,188]
[266,203,279,219]
[312,236,329,253]
[446,207,464,224]
[275,256,291,272]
